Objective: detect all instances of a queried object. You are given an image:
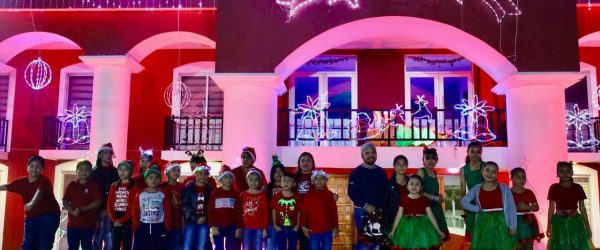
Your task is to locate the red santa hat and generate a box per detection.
[97,142,114,153]
[242,147,256,161]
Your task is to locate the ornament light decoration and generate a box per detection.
[24,56,52,90]
[164,80,192,109]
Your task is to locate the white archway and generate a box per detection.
[275,16,517,84]
[579,31,600,47]
[0,32,81,63]
[127,31,216,62]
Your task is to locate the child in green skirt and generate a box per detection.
[389,175,445,249]
[460,141,485,242]
[461,161,517,250]
[510,167,544,250]
[547,161,593,250]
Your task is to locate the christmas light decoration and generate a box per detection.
[293,95,337,142]
[456,0,521,23]
[164,80,192,109]
[58,104,91,145]
[412,95,433,120]
[566,104,600,149]
[24,56,52,90]
[0,0,209,9]
[354,104,405,140]
[452,95,497,142]
[276,0,359,18]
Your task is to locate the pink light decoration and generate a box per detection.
[276,0,359,18]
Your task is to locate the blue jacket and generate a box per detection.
[460,183,517,230]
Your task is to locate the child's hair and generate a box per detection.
[465,141,483,164]
[295,152,316,179]
[422,147,438,159]
[556,161,574,182]
[510,167,526,177]
[76,160,93,170]
[282,171,295,180]
[27,155,45,168]
[95,151,114,169]
[269,164,286,183]
[390,155,409,183]
[407,175,424,192]
[187,150,207,165]
[483,161,499,171]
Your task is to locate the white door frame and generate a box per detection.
[573,164,600,247]
[0,164,8,248]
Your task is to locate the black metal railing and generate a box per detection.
[0,118,8,151]
[42,115,91,150]
[277,108,507,147]
[164,115,223,151]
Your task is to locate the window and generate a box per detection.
[59,75,93,150]
[0,75,8,118]
[180,75,223,117]
[66,75,93,110]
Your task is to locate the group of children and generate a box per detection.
[0,141,595,250]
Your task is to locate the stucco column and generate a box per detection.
[211,73,286,175]
[493,72,583,249]
[80,55,144,162]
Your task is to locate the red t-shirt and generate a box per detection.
[400,195,430,216]
[295,173,313,197]
[237,191,268,230]
[7,175,60,218]
[479,185,503,209]
[512,188,538,212]
[208,187,238,227]
[548,183,587,210]
[301,188,338,234]
[232,166,267,193]
[63,180,103,229]
[107,181,138,224]
[271,192,301,227]
[160,181,186,229]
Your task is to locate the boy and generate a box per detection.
[132,165,172,250]
[271,171,301,250]
[301,170,338,250]
[208,171,239,250]
[63,160,103,250]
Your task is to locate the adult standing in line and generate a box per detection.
[348,143,388,250]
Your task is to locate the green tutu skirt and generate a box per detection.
[471,211,516,250]
[516,213,544,243]
[391,215,442,249]
[548,214,593,250]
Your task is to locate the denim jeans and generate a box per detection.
[182,224,209,250]
[22,213,60,250]
[213,225,236,250]
[93,212,113,250]
[276,226,298,250]
[68,228,94,250]
[266,224,277,250]
[242,228,263,250]
[132,222,168,250]
[168,228,183,250]
[309,231,332,250]
[353,207,379,250]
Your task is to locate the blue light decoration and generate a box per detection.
[452,95,496,142]
[58,104,91,145]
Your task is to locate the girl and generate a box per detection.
[132,147,153,188]
[161,162,186,250]
[461,161,517,250]
[92,143,119,250]
[510,167,543,250]
[266,155,286,250]
[459,141,485,241]
[208,171,238,250]
[416,147,450,242]
[295,152,316,250]
[108,160,137,250]
[232,147,267,192]
[300,170,338,250]
[182,165,213,250]
[389,175,444,249]
[384,155,409,238]
[547,161,593,250]
[237,170,269,250]
[0,156,61,250]
[183,151,217,188]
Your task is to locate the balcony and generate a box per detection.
[42,115,91,150]
[277,108,507,147]
[0,118,8,152]
[164,115,223,151]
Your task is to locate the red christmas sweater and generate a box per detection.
[232,166,267,193]
[301,188,338,234]
[237,190,268,230]
[132,188,172,232]
[107,181,139,224]
[160,181,186,229]
[208,187,239,227]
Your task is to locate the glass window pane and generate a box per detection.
[409,77,435,110]
[328,76,351,118]
[294,76,319,106]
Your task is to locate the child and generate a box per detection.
[461,161,517,250]
[0,155,61,250]
[272,171,301,250]
[383,155,409,238]
[547,161,593,250]
[208,171,239,250]
[63,160,103,250]
[301,170,338,250]
[266,155,286,250]
[416,147,450,241]
[182,165,213,250]
[161,162,186,250]
[92,143,120,250]
[510,167,543,250]
[459,141,485,241]
[183,151,217,188]
[232,147,267,192]
[237,169,268,250]
[389,175,444,249]
[107,160,137,250]
[132,147,153,188]
[132,165,172,250]
[295,152,316,250]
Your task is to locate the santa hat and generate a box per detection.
[217,170,234,182]
[311,169,329,181]
[139,147,153,160]
[164,162,181,174]
[117,160,134,172]
[246,169,262,180]
[97,142,114,153]
[242,147,256,161]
